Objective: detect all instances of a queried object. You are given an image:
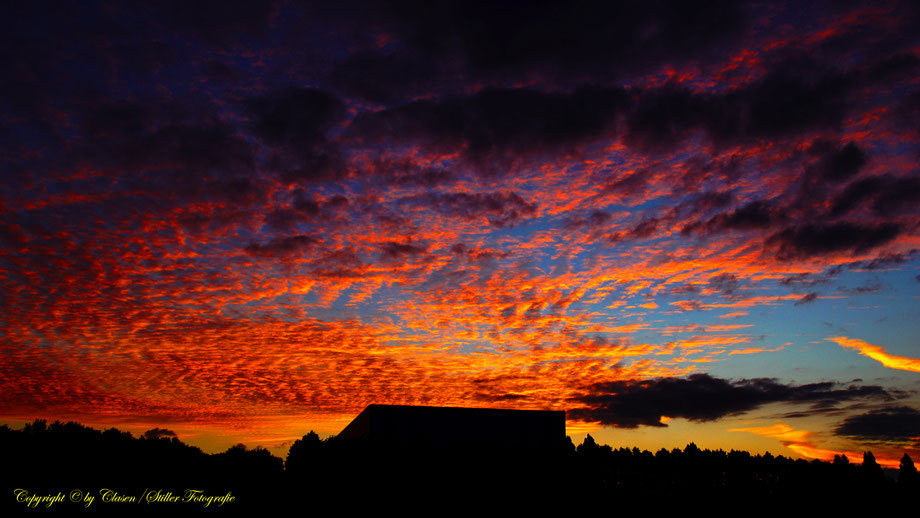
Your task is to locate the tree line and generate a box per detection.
[2,419,917,512]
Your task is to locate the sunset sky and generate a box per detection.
[2,0,919,466]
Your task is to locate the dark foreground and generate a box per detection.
[2,420,917,514]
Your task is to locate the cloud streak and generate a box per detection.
[834,406,920,442]
[828,337,920,373]
[731,423,904,468]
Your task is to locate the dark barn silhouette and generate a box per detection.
[336,404,566,449]
[314,404,571,509]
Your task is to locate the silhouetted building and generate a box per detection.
[337,404,565,449]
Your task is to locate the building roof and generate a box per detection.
[337,404,566,449]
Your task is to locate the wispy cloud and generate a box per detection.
[828,337,920,373]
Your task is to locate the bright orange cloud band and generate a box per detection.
[828,337,920,373]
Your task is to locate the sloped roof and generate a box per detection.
[337,404,565,448]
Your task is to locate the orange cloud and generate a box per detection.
[730,423,812,444]
[828,337,920,373]
[728,345,785,356]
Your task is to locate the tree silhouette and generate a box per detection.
[861,451,884,482]
[899,453,917,486]
[22,419,47,434]
[285,430,323,474]
[143,427,177,439]
[577,433,599,454]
